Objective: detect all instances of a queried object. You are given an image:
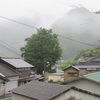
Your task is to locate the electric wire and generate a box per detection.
[0,15,99,48]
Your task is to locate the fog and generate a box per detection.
[52,7,100,59]
[0,7,100,60]
[0,11,52,57]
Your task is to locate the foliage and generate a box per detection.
[21,28,62,74]
[60,46,100,70]
[60,60,77,69]
[75,46,100,60]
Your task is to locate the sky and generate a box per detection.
[0,0,100,16]
[0,0,100,26]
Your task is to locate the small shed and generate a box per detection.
[48,73,64,82]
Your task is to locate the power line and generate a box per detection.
[0,16,38,56]
[0,39,20,52]
[0,16,38,29]
[59,35,99,47]
[0,15,99,48]
[0,43,20,56]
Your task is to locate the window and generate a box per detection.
[67,72,78,77]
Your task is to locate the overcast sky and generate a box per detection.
[0,0,100,27]
[0,0,100,15]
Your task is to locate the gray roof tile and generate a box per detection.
[11,81,71,100]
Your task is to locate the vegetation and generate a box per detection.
[60,46,100,69]
[21,28,62,74]
[60,60,77,69]
[75,46,100,60]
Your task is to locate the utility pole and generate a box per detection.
[44,61,50,82]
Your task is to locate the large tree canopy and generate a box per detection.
[21,28,62,74]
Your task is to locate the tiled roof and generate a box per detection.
[0,63,19,77]
[75,65,100,69]
[2,58,34,68]
[11,81,71,100]
[78,54,100,63]
[11,81,100,99]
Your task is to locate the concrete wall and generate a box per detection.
[66,79,100,95]
[0,84,5,96]
[48,74,64,82]
[5,76,19,94]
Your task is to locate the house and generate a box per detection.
[11,81,100,100]
[62,72,100,95]
[0,74,9,96]
[76,53,100,75]
[0,57,34,94]
[64,66,80,81]
[48,68,64,82]
[64,54,100,80]
[0,61,19,94]
[0,58,34,85]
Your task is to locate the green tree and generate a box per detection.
[21,28,62,74]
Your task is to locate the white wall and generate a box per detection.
[5,76,19,94]
[66,79,100,95]
[54,89,100,100]
[12,93,33,100]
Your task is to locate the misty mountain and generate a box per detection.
[52,7,100,60]
[0,7,100,60]
[0,10,55,57]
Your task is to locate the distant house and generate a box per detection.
[11,81,100,100]
[0,58,34,85]
[0,60,19,94]
[76,53,100,75]
[64,54,100,81]
[0,74,9,96]
[0,57,34,93]
[63,66,80,81]
[62,72,100,95]
[48,68,64,82]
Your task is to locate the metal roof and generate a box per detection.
[62,72,100,84]
[63,66,80,71]
[84,72,100,83]
[2,58,34,68]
